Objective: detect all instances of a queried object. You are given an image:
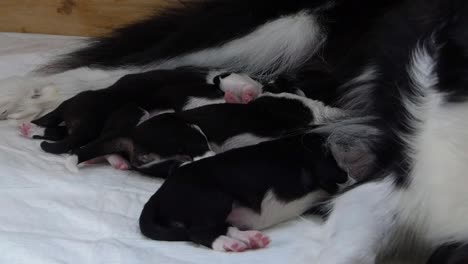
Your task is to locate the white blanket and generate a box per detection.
[0,33,327,264]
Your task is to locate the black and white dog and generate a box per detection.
[64,92,342,175]
[139,131,352,252]
[3,0,468,262]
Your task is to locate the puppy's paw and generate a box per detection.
[107,155,130,170]
[18,122,44,138]
[212,236,249,252]
[227,227,270,249]
[241,88,258,104]
[219,74,263,104]
[224,91,241,104]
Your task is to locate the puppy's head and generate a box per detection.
[310,117,381,183]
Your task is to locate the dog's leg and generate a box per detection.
[106,155,131,171]
[40,123,101,154]
[309,178,398,264]
[32,127,69,141]
[66,136,132,171]
[19,122,68,141]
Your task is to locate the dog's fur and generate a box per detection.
[65,93,343,176]
[139,132,349,251]
[2,0,468,262]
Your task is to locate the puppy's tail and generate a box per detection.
[139,195,189,241]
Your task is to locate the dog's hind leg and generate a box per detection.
[40,123,101,154]
[65,136,133,171]
[19,122,68,141]
[32,127,68,141]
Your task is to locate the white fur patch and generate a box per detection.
[155,11,325,79]
[183,97,224,110]
[398,44,468,241]
[260,92,346,123]
[227,190,328,230]
[193,151,216,162]
[210,133,272,153]
[315,179,398,264]
[65,155,79,173]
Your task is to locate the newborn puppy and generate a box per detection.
[138,132,351,252]
[19,67,263,155]
[66,93,343,175]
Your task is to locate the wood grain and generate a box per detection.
[0,0,174,37]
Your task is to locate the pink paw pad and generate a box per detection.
[115,162,130,170]
[224,91,241,104]
[248,232,271,249]
[18,122,38,138]
[227,228,270,250]
[223,242,247,252]
[107,155,130,170]
[241,88,258,104]
[212,236,248,252]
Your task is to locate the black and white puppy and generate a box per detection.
[19,67,263,156]
[139,131,350,252]
[66,93,343,175]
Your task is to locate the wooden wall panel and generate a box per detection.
[0,0,174,37]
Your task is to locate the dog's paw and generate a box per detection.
[227,227,270,249]
[107,155,131,170]
[18,122,45,138]
[219,74,263,104]
[212,236,249,252]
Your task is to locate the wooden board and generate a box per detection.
[0,0,174,37]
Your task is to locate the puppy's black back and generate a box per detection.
[175,96,315,145]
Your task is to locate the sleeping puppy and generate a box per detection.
[19,67,264,155]
[138,130,366,252]
[65,93,343,175]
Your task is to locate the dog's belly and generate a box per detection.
[227,190,328,230]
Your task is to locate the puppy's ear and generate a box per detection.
[316,119,381,182]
